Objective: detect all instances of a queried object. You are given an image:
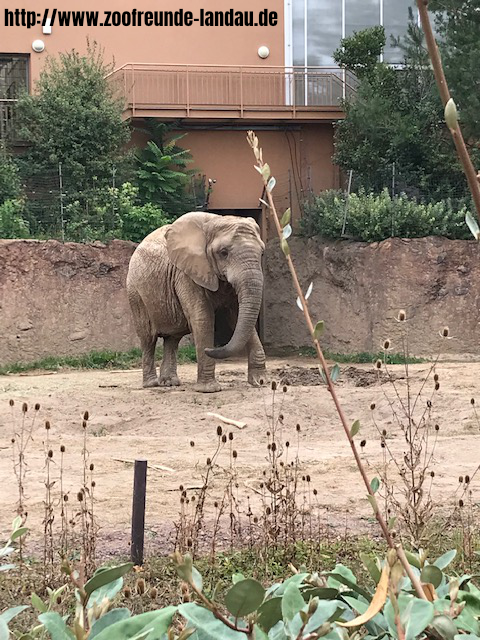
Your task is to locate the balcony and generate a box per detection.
[108,64,356,122]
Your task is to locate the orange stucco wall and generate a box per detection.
[1,0,285,86]
[130,123,338,222]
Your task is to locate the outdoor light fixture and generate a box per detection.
[43,19,52,34]
[32,39,45,52]
[257,46,270,59]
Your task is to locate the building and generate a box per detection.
[1,0,415,232]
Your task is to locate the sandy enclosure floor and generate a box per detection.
[1,357,479,555]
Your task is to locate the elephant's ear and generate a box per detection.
[165,212,219,292]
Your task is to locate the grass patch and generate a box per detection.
[0,345,197,375]
[298,347,426,365]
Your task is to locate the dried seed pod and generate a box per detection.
[398,309,406,322]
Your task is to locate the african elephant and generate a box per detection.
[126,211,267,392]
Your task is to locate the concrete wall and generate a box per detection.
[2,235,480,367]
[0,239,138,365]
[263,236,480,358]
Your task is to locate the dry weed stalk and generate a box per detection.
[247,130,427,600]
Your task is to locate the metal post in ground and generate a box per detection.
[341,169,353,237]
[131,459,147,566]
[58,162,65,242]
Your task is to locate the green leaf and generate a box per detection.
[350,420,360,438]
[420,565,443,588]
[0,605,29,624]
[404,551,422,570]
[31,592,48,613]
[281,583,306,621]
[84,563,133,598]
[280,238,290,256]
[257,597,283,632]
[253,624,268,640]
[267,177,276,193]
[465,212,480,240]
[434,550,457,570]
[225,578,265,617]
[313,321,324,340]
[88,577,124,609]
[38,612,75,640]
[304,600,343,633]
[179,603,245,639]
[192,566,203,593]
[0,619,8,640]
[280,208,291,227]
[360,554,381,584]
[10,527,28,542]
[282,224,292,240]
[93,608,177,640]
[261,164,271,182]
[89,609,131,639]
[232,573,245,585]
[430,615,458,640]
[370,477,380,494]
[403,599,435,640]
[330,364,341,383]
[366,494,378,514]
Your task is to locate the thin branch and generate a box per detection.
[247,131,427,601]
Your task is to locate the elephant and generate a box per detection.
[126,211,267,392]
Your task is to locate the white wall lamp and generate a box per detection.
[257,45,270,59]
[43,18,52,35]
[32,39,45,53]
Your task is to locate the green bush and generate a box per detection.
[0,199,30,239]
[301,189,471,242]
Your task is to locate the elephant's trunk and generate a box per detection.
[205,268,263,360]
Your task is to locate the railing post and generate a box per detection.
[131,64,136,117]
[292,70,296,119]
[240,67,244,118]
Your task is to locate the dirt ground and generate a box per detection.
[1,357,479,557]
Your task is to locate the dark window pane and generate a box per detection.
[0,55,29,99]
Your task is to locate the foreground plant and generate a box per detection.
[246,130,426,600]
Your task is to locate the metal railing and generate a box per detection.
[0,99,17,141]
[107,64,356,118]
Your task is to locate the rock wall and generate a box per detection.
[2,236,480,366]
[0,239,138,365]
[263,236,480,358]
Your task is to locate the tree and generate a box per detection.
[135,122,196,218]
[15,43,131,236]
[431,0,480,143]
[333,17,470,202]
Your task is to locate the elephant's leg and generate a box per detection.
[128,289,159,388]
[140,335,159,388]
[191,315,221,393]
[247,329,267,387]
[159,336,181,387]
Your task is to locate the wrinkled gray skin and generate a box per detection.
[126,211,267,392]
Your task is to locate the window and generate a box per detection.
[291,0,416,68]
[0,55,29,99]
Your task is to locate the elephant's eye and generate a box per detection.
[219,248,229,258]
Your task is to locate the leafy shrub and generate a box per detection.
[0,199,30,239]
[0,150,22,203]
[301,189,471,242]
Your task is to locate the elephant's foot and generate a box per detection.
[159,374,181,387]
[193,380,222,393]
[143,377,160,388]
[248,367,268,387]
